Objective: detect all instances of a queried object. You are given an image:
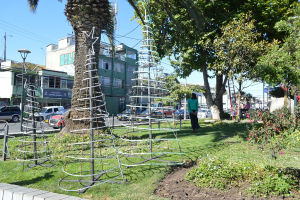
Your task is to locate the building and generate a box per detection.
[46,36,138,115]
[0,65,73,108]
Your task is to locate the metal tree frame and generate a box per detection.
[118,14,185,167]
[17,68,54,171]
[59,27,125,193]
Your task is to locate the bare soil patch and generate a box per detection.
[155,162,295,200]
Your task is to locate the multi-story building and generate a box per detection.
[46,36,138,115]
[0,65,73,108]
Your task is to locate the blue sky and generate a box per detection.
[0,0,264,98]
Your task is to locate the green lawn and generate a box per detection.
[0,119,299,199]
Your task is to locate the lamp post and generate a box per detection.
[18,49,31,132]
[41,47,46,66]
[4,32,13,61]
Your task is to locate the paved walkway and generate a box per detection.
[0,183,88,200]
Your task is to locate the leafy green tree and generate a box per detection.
[257,11,300,107]
[212,13,266,121]
[135,0,299,120]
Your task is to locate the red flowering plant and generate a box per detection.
[247,106,300,159]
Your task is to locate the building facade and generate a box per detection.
[46,36,138,115]
[0,67,73,108]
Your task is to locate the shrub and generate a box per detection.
[247,106,300,158]
[185,156,298,197]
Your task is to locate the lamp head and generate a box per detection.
[18,49,31,59]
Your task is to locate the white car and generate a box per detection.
[198,109,212,119]
[33,106,64,121]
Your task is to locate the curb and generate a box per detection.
[0,183,88,200]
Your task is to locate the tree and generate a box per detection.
[27,0,209,131]
[162,74,204,108]
[135,0,299,120]
[211,13,266,121]
[257,12,300,107]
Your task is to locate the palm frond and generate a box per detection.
[126,0,145,25]
[105,4,116,57]
[27,0,39,12]
[28,0,62,12]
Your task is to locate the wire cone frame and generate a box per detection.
[17,70,54,171]
[118,16,185,167]
[59,27,125,193]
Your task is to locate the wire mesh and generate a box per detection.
[59,27,125,192]
[16,70,54,170]
[117,15,185,167]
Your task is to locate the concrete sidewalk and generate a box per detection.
[0,183,88,200]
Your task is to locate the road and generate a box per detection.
[0,116,126,134]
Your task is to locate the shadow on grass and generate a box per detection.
[10,172,54,186]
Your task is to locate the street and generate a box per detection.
[0,116,126,134]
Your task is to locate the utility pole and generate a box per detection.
[4,32,13,61]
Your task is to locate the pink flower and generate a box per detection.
[249,120,252,123]
[279,151,283,154]
[249,146,252,149]
[247,137,250,141]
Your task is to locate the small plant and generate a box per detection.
[185,156,298,197]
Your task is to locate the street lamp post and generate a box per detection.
[4,32,13,61]
[18,49,31,132]
[41,47,46,66]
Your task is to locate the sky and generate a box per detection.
[0,0,265,99]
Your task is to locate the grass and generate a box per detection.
[0,119,300,199]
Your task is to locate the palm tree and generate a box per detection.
[28,0,119,132]
[27,0,201,132]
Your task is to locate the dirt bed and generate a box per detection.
[155,162,294,200]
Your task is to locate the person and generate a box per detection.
[187,93,200,132]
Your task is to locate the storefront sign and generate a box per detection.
[43,89,68,99]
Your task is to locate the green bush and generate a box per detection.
[185,156,298,197]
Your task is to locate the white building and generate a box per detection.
[46,36,75,75]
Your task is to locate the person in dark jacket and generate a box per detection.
[187,93,200,132]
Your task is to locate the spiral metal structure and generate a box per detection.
[118,15,185,167]
[17,70,54,170]
[59,27,125,193]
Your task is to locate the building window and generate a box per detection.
[113,78,124,88]
[99,76,111,86]
[14,73,22,86]
[60,52,75,66]
[42,76,49,88]
[55,77,61,88]
[67,80,73,89]
[127,65,137,87]
[114,62,125,73]
[99,59,112,70]
[119,97,125,112]
[49,77,55,88]
[127,51,136,59]
[61,79,67,89]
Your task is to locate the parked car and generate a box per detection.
[174,109,190,119]
[33,106,64,121]
[157,107,176,117]
[117,109,142,121]
[198,109,212,119]
[136,110,164,122]
[48,111,68,129]
[45,109,69,123]
[0,106,21,122]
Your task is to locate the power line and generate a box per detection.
[0,26,51,45]
[0,20,57,44]
[116,25,140,38]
